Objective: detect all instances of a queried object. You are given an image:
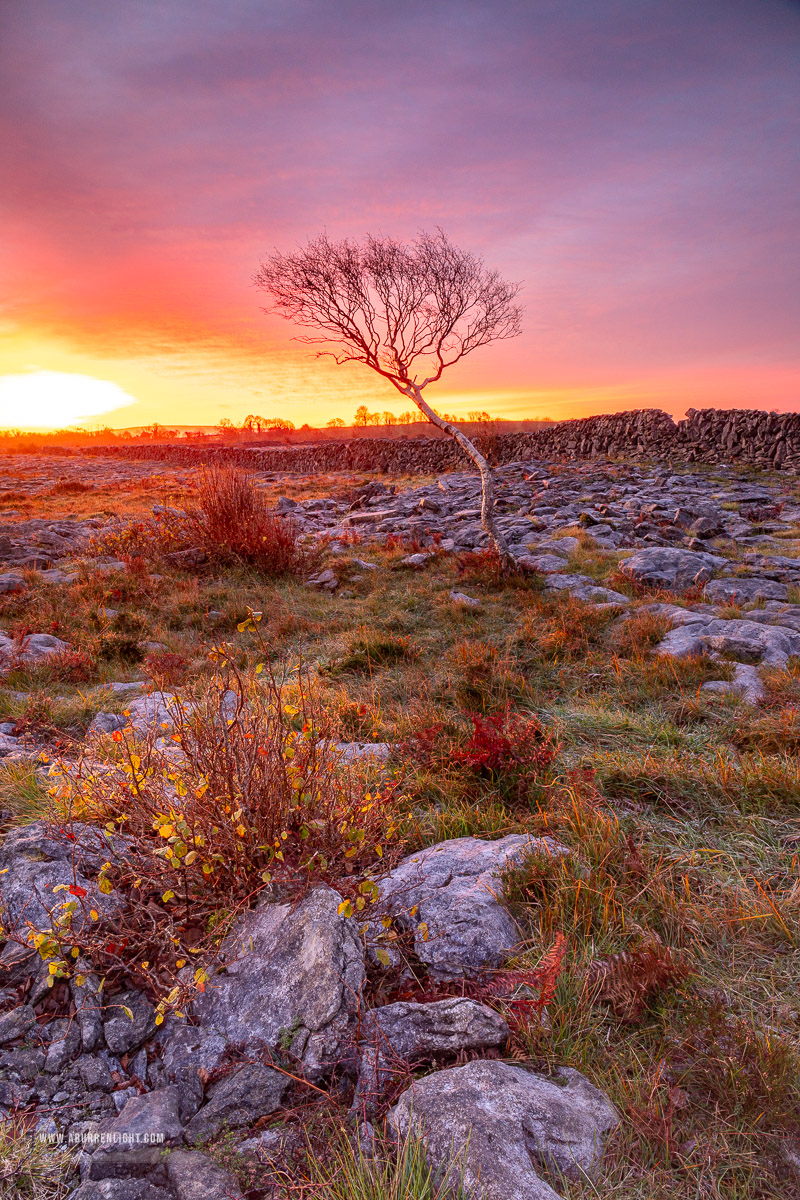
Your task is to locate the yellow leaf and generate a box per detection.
[162,890,176,902]
[90,909,99,921]
[236,825,246,838]
[337,899,353,918]
[376,948,391,967]
[176,959,186,969]
[155,1014,164,1026]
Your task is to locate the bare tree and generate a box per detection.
[254,229,523,566]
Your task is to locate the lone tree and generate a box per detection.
[254,229,523,566]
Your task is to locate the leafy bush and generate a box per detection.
[40,656,401,1016]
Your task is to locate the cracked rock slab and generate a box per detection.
[619,547,726,593]
[374,835,567,980]
[189,884,364,1079]
[354,998,509,1116]
[389,1060,620,1200]
[185,1063,287,1144]
[656,617,800,667]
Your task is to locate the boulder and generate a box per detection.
[389,1060,620,1200]
[619,547,726,593]
[373,835,567,980]
[185,1063,287,1144]
[0,574,26,595]
[354,998,509,1116]
[544,574,630,606]
[188,884,364,1079]
[0,631,72,667]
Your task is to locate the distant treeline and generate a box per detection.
[0,409,553,450]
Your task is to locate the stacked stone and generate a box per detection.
[84,406,800,475]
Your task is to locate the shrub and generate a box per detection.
[91,466,312,578]
[143,649,189,687]
[190,465,308,574]
[41,659,401,1017]
[453,707,557,804]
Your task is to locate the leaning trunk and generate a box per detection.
[405,384,515,570]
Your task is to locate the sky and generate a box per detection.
[1,0,799,430]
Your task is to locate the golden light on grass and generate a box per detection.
[0,370,135,430]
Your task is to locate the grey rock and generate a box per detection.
[0,821,124,938]
[42,1017,82,1072]
[77,1053,115,1093]
[544,573,630,606]
[619,547,726,593]
[185,1063,287,1144]
[333,740,391,763]
[701,663,766,705]
[520,554,571,574]
[190,884,364,1079]
[103,989,157,1055]
[399,552,435,568]
[306,567,338,591]
[159,1025,227,1120]
[0,1004,35,1045]
[656,616,800,667]
[87,1086,184,1179]
[0,574,26,595]
[0,630,72,666]
[166,1149,244,1200]
[389,1060,620,1200]
[449,590,481,608]
[87,711,127,737]
[71,1181,173,1200]
[71,964,104,1052]
[355,998,509,1116]
[374,835,567,980]
[704,577,789,604]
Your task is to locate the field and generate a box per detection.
[0,451,798,1199]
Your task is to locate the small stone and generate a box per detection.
[449,590,481,609]
[399,552,435,568]
[103,989,157,1055]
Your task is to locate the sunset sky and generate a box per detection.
[1,1,799,431]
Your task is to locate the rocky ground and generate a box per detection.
[0,451,799,1199]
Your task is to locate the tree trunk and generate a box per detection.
[404,383,515,570]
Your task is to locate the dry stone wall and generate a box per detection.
[87,407,800,474]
